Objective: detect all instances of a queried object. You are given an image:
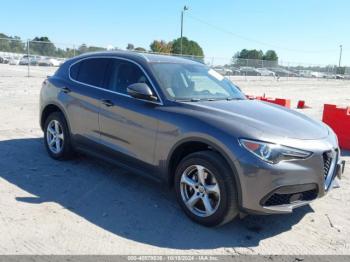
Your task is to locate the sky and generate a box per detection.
[1,0,349,66]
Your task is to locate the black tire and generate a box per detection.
[174,151,239,227]
[43,111,74,160]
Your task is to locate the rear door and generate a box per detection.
[98,58,161,169]
[66,57,110,148]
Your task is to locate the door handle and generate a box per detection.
[101,99,114,107]
[61,87,71,93]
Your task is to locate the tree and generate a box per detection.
[30,36,56,56]
[9,36,25,53]
[126,43,134,50]
[232,49,279,67]
[134,47,146,52]
[235,49,263,60]
[77,44,88,54]
[263,50,278,61]
[150,40,172,53]
[0,33,25,53]
[87,46,106,52]
[76,44,106,55]
[171,37,204,57]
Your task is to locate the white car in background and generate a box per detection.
[213,66,233,76]
[19,55,40,65]
[57,58,66,66]
[9,57,20,65]
[38,57,60,67]
[255,68,275,76]
[0,56,9,64]
[310,71,325,78]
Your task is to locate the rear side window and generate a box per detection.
[70,58,109,87]
[70,62,80,79]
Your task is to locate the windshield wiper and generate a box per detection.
[227,97,245,101]
[191,98,201,102]
[174,98,201,102]
[204,97,244,101]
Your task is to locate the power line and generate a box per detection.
[187,15,339,53]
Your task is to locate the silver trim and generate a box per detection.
[68,56,164,105]
[324,149,338,191]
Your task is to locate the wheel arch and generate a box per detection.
[40,103,71,134]
[166,137,242,206]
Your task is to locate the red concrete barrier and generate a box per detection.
[245,94,291,108]
[259,97,291,108]
[296,100,311,109]
[297,100,305,109]
[322,104,350,150]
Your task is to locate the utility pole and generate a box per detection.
[27,39,30,77]
[338,45,343,67]
[180,5,189,55]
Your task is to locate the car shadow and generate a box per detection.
[0,138,313,250]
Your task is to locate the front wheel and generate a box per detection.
[174,151,239,227]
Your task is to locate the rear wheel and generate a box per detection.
[44,112,73,160]
[174,151,239,227]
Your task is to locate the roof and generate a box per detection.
[71,50,202,65]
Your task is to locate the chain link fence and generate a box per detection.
[0,37,348,80]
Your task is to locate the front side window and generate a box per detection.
[151,63,245,101]
[105,60,151,95]
[70,58,109,87]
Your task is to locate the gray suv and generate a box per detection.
[40,51,345,226]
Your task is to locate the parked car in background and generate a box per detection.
[9,57,20,65]
[255,68,275,76]
[311,71,325,78]
[0,56,9,64]
[38,57,60,67]
[19,55,33,65]
[57,58,66,66]
[298,70,313,78]
[336,74,345,79]
[239,66,261,76]
[19,55,40,65]
[230,67,241,75]
[268,68,297,77]
[213,66,233,76]
[39,51,344,227]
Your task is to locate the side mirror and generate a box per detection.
[127,83,158,101]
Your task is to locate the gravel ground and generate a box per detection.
[0,64,349,255]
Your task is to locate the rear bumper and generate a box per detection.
[235,138,345,215]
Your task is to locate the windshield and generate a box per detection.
[151,63,245,101]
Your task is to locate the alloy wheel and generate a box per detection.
[46,119,64,154]
[180,165,221,217]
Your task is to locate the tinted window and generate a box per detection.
[73,58,109,87]
[106,60,151,95]
[70,62,80,79]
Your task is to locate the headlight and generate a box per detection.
[239,139,312,164]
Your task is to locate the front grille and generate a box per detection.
[264,189,318,206]
[323,151,333,179]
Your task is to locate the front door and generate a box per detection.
[98,59,161,169]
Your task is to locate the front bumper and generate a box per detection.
[235,138,345,215]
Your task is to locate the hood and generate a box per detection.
[182,99,328,140]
